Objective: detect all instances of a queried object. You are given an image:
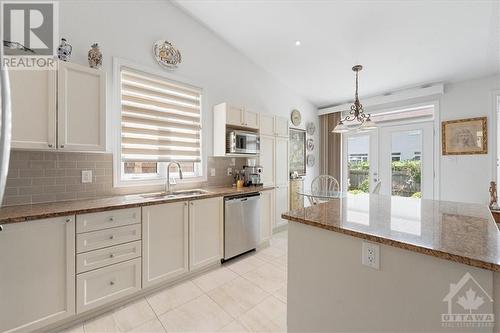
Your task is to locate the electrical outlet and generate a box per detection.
[210,168,216,177]
[362,242,380,270]
[230,158,236,166]
[227,167,233,176]
[81,170,93,183]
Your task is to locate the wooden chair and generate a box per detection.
[309,175,340,205]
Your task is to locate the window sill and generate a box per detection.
[114,176,206,188]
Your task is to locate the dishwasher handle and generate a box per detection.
[225,193,260,202]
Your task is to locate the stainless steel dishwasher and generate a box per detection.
[223,192,260,261]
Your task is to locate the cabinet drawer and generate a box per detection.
[76,258,141,313]
[77,240,141,274]
[76,207,141,233]
[77,224,141,253]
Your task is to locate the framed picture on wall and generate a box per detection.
[289,128,306,175]
[442,117,487,155]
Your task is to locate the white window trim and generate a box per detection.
[112,57,207,187]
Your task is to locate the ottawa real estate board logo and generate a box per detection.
[1,1,58,69]
[442,272,494,328]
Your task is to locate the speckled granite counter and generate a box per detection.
[282,194,500,272]
[0,185,273,224]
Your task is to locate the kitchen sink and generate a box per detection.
[139,189,209,199]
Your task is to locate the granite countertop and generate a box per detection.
[0,185,274,224]
[282,194,500,272]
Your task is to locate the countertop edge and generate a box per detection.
[282,213,500,273]
[0,186,274,224]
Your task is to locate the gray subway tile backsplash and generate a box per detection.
[3,150,255,206]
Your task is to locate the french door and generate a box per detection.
[343,121,435,199]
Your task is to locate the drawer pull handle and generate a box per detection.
[109,253,114,258]
[109,235,114,240]
[109,217,114,221]
[110,281,115,286]
[65,218,71,223]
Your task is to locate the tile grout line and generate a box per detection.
[144,297,169,333]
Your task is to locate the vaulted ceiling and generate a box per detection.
[174,0,500,107]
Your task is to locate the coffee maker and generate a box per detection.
[243,165,263,186]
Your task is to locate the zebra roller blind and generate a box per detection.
[120,67,202,163]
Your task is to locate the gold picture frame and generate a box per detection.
[442,117,487,155]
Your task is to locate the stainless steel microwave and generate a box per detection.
[226,130,260,154]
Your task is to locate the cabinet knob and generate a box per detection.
[109,235,114,240]
[60,145,65,148]
[109,281,115,286]
[48,144,53,148]
[108,216,114,222]
[65,218,71,223]
[109,253,114,258]
[190,202,194,206]
[184,202,188,206]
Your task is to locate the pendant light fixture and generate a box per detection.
[332,65,376,133]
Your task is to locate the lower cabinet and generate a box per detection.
[0,216,75,333]
[142,201,189,288]
[260,190,274,243]
[189,197,223,271]
[76,258,142,313]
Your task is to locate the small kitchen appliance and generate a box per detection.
[243,165,263,187]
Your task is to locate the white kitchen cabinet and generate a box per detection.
[9,61,106,151]
[260,135,275,186]
[189,197,223,271]
[260,190,274,243]
[275,137,289,185]
[9,69,56,149]
[214,102,259,129]
[58,61,106,151]
[274,185,289,228]
[244,110,259,129]
[275,116,289,137]
[225,105,244,127]
[259,113,289,137]
[142,201,189,288]
[0,216,75,333]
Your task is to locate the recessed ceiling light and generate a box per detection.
[295,40,301,46]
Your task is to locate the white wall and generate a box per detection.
[58,0,319,188]
[439,75,499,205]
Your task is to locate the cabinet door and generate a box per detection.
[259,113,275,136]
[260,135,275,186]
[58,61,106,151]
[259,190,274,243]
[226,105,244,127]
[244,110,259,129]
[9,69,56,149]
[275,116,289,137]
[275,136,289,186]
[274,185,289,229]
[189,197,223,271]
[142,201,189,288]
[0,216,75,333]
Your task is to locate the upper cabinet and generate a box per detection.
[9,61,106,151]
[216,103,259,130]
[58,62,106,151]
[259,113,289,137]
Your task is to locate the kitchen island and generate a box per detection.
[282,194,500,332]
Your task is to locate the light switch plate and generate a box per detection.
[81,170,93,183]
[362,242,380,270]
[210,168,216,177]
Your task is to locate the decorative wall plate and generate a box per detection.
[307,154,315,167]
[291,109,302,126]
[153,40,182,69]
[306,122,316,135]
[307,138,314,151]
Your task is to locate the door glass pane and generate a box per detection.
[391,130,422,197]
[347,136,370,194]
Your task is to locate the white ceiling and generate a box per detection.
[174,0,500,107]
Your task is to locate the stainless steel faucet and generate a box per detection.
[165,161,183,194]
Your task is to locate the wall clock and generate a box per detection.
[153,40,182,69]
[291,109,302,126]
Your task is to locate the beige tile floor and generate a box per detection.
[62,231,288,333]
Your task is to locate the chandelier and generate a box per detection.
[332,65,376,133]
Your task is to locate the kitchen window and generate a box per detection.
[117,66,203,184]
